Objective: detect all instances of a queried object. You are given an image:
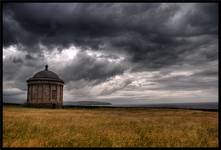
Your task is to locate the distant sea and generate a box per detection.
[112,102,218,110]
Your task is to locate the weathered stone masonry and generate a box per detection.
[27,65,64,108]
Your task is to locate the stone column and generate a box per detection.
[36,85,38,103]
[41,84,43,103]
[61,85,63,104]
[27,85,29,103]
[28,86,30,103]
[49,84,51,103]
[60,85,62,104]
[31,85,33,103]
[55,85,57,103]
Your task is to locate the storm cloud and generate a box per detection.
[3,3,218,104]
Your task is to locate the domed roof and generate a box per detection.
[27,65,64,83]
[33,70,60,79]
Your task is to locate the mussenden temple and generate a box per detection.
[26,65,64,108]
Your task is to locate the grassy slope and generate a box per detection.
[3,105,218,147]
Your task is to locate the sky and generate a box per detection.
[3,3,218,105]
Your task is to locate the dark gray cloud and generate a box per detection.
[3,3,218,70]
[3,3,218,104]
[59,51,128,84]
[155,73,218,91]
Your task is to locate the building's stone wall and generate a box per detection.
[27,80,64,108]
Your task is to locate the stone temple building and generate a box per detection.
[27,65,64,108]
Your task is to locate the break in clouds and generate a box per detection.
[3,3,218,104]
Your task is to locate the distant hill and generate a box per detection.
[64,101,112,106]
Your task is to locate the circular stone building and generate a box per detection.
[27,65,64,108]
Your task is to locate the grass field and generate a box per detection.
[3,105,218,147]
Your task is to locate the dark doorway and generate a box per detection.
[52,103,56,109]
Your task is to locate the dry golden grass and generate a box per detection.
[3,105,218,147]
